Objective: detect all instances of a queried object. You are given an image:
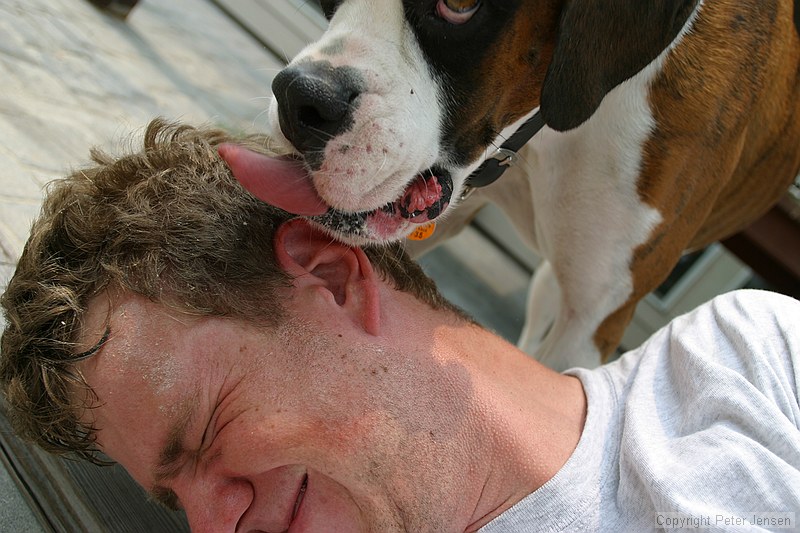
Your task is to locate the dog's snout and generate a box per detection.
[272,62,364,156]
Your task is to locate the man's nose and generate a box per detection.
[271,61,364,157]
[178,477,253,533]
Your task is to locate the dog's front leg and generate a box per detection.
[506,121,662,370]
[528,271,629,371]
[517,260,560,355]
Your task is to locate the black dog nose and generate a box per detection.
[272,62,364,156]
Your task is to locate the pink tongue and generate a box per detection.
[218,143,328,216]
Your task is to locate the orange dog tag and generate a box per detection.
[408,222,436,241]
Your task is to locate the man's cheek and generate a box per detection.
[293,470,376,532]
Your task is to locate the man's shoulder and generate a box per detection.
[608,289,800,430]
[670,289,799,382]
[621,290,797,375]
[596,289,800,426]
[607,290,800,522]
[489,291,800,533]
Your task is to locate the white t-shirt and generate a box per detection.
[480,290,800,532]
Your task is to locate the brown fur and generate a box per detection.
[447,1,561,164]
[594,0,800,358]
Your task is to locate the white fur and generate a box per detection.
[514,71,664,370]
[489,4,705,370]
[409,3,705,370]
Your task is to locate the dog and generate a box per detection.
[219,0,800,370]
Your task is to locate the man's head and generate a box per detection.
[1,119,579,532]
[0,119,456,463]
[69,257,473,531]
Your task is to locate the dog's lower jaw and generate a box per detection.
[311,215,412,246]
[309,196,456,246]
[310,210,407,244]
[307,167,460,245]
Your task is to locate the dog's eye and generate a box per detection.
[436,0,481,24]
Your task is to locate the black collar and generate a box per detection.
[465,111,545,190]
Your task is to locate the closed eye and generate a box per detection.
[151,485,182,511]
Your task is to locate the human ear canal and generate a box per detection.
[275,219,381,334]
[274,219,353,303]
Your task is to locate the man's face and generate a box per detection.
[77,293,427,532]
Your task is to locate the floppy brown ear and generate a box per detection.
[541,0,699,131]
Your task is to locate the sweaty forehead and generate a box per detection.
[76,294,206,482]
[79,294,186,399]
[78,294,193,416]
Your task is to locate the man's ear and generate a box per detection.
[274,218,380,335]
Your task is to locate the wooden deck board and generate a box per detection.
[0,402,190,532]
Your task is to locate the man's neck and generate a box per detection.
[452,325,587,531]
[378,290,586,532]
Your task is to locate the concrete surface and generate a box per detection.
[0,460,45,533]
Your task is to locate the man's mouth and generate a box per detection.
[218,143,453,240]
[291,473,308,524]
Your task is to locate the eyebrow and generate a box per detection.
[148,395,198,509]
